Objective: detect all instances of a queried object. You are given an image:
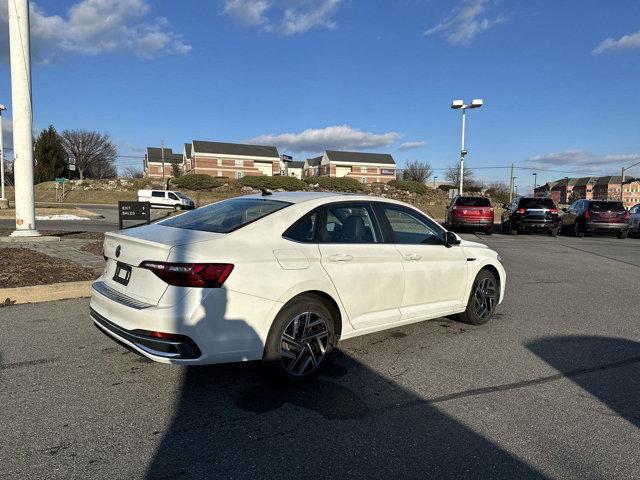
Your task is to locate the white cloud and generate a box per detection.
[248,125,401,153]
[593,30,640,54]
[424,0,507,46]
[398,141,426,151]
[0,0,191,63]
[223,0,342,36]
[528,150,640,173]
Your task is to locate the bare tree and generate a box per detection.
[60,129,118,179]
[445,163,475,187]
[122,167,144,179]
[402,160,433,183]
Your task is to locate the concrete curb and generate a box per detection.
[0,280,93,305]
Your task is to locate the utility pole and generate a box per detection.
[508,163,515,203]
[9,0,39,236]
[621,166,625,202]
[532,172,538,191]
[433,176,438,188]
[459,108,466,195]
[161,140,166,190]
[0,104,7,209]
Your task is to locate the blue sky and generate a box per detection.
[1,0,639,192]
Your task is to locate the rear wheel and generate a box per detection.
[264,294,336,382]
[457,270,499,326]
[484,225,493,235]
[617,229,628,239]
[549,227,558,237]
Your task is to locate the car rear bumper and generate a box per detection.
[516,220,557,230]
[586,222,628,232]
[451,218,493,228]
[90,278,282,365]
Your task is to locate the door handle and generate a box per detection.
[403,253,421,261]
[329,254,353,262]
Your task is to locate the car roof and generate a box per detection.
[241,191,400,205]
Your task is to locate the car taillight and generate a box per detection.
[139,261,234,288]
[625,211,630,221]
[584,210,590,219]
[517,208,526,214]
[549,208,558,214]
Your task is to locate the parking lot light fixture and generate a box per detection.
[532,172,538,190]
[451,98,484,195]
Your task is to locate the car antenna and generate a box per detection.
[261,188,272,196]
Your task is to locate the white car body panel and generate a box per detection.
[90,192,506,365]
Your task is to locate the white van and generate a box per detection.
[137,190,195,210]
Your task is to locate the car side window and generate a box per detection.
[381,205,444,245]
[630,205,639,214]
[321,203,380,244]
[151,191,165,198]
[168,193,178,200]
[283,210,319,243]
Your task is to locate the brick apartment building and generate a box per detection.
[534,175,640,207]
[302,150,396,184]
[182,140,282,179]
[144,147,183,178]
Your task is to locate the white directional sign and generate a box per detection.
[69,164,76,171]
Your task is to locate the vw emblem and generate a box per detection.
[115,245,121,258]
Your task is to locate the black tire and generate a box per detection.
[549,227,558,237]
[617,229,628,239]
[263,294,336,382]
[509,223,518,236]
[456,270,499,326]
[574,222,585,238]
[484,225,493,235]
[174,204,183,211]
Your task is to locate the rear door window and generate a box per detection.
[455,197,491,207]
[151,191,165,198]
[519,198,556,209]
[161,198,290,233]
[589,202,625,212]
[321,203,380,244]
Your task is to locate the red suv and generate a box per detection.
[445,196,494,235]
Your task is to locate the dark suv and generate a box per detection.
[560,199,629,238]
[445,196,494,235]
[501,197,559,236]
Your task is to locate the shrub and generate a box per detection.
[238,175,307,191]
[304,176,363,192]
[388,179,428,195]
[171,174,228,191]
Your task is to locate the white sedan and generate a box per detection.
[91,192,505,380]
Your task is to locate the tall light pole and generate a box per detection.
[621,160,640,203]
[451,98,483,195]
[532,172,538,190]
[433,176,438,188]
[0,104,7,208]
[8,0,39,236]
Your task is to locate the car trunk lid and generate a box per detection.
[102,224,223,305]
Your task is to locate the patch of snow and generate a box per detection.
[35,214,91,221]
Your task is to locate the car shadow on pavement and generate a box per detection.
[527,335,640,429]
[144,350,549,479]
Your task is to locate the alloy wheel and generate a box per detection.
[280,311,330,377]
[473,277,498,321]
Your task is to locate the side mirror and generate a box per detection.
[445,231,461,247]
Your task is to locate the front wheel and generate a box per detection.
[549,227,558,237]
[456,270,499,326]
[264,294,336,382]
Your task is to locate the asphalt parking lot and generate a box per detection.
[1,231,639,479]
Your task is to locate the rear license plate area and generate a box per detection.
[113,262,132,286]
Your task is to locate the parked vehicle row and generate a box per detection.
[447,194,637,240]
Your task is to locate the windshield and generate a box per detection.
[455,197,491,207]
[519,198,556,209]
[161,198,290,233]
[589,201,624,212]
[173,192,189,199]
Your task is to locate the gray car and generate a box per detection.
[629,204,640,235]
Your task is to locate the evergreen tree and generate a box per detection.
[34,125,67,182]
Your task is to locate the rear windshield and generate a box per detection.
[455,197,491,207]
[161,198,290,233]
[519,198,556,209]
[589,201,624,212]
